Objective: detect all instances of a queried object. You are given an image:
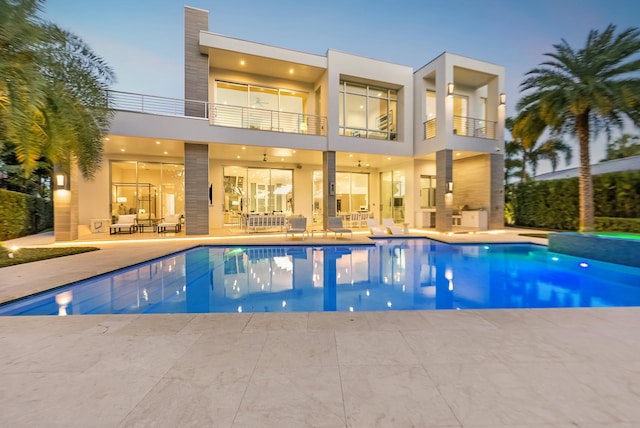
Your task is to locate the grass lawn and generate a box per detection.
[0,246,99,268]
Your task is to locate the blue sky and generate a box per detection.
[43,0,640,168]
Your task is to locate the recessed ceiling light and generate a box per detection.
[456,152,461,156]
[156,141,160,144]
[242,146,246,150]
[164,151,168,155]
[289,68,294,74]
[240,59,245,65]
[237,155,240,159]
[292,150,296,153]
[120,149,125,152]
[349,154,353,157]
[387,157,391,160]
[104,137,110,141]
[281,158,284,161]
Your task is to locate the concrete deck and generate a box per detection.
[1,229,639,427]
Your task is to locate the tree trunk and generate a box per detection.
[576,112,594,232]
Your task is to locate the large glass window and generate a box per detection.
[110,161,184,222]
[420,175,436,208]
[339,81,397,140]
[380,170,405,222]
[214,81,307,133]
[222,166,293,223]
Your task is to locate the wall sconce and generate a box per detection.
[499,93,506,105]
[54,173,69,190]
[447,83,454,96]
[446,181,454,193]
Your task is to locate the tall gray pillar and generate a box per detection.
[184,7,209,118]
[323,151,336,229]
[435,149,453,232]
[184,143,209,235]
[489,153,505,229]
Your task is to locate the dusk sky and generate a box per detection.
[43,0,640,170]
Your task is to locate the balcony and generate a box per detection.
[210,104,326,136]
[423,116,497,140]
[107,91,327,137]
[453,116,496,139]
[107,90,209,118]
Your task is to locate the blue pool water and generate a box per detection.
[2,238,640,316]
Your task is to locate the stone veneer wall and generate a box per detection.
[184,143,209,235]
[184,7,209,118]
[548,232,640,268]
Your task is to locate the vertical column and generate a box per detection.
[322,151,336,229]
[54,162,78,242]
[184,7,209,118]
[184,143,209,235]
[488,153,505,230]
[435,149,453,232]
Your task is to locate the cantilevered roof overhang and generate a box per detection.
[199,31,327,83]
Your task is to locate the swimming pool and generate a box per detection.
[2,238,640,315]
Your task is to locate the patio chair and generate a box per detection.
[366,218,386,236]
[327,216,352,240]
[382,218,403,235]
[109,214,137,234]
[286,216,308,240]
[157,214,181,233]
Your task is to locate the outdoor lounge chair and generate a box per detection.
[109,214,137,234]
[286,216,308,240]
[382,218,403,235]
[327,216,352,239]
[157,214,181,233]
[366,218,386,236]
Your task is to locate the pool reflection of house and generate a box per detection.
[54,6,506,241]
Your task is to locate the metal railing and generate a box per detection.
[453,115,496,139]
[107,90,209,118]
[106,90,327,136]
[424,118,436,139]
[210,104,326,136]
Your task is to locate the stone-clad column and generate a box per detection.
[184,143,209,235]
[435,149,453,232]
[322,151,336,229]
[489,153,505,230]
[184,7,209,118]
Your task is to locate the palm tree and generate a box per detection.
[508,114,573,182]
[601,133,640,161]
[518,25,640,231]
[0,0,115,179]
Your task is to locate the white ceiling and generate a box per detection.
[103,135,424,168]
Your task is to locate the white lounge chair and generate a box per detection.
[157,214,182,233]
[382,218,403,235]
[327,216,352,239]
[366,218,385,236]
[109,214,137,234]
[286,216,308,240]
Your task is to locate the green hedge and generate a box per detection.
[0,189,53,240]
[509,170,640,232]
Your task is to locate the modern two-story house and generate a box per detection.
[53,6,505,241]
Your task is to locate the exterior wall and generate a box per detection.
[488,153,505,229]
[326,50,414,158]
[413,52,505,157]
[452,155,491,211]
[435,150,453,232]
[77,162,110,227]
